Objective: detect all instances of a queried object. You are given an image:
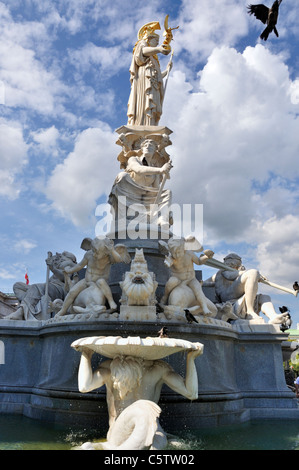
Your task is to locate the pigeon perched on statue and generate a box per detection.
[278,306,292,331]
[157,326,169,338]
[280,313,292,332]
[247,0,282,41]
[279,306,289,314]
[184,309,199,324]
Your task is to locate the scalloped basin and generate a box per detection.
[71,335,203,360]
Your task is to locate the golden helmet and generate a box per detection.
[137,21,161,40]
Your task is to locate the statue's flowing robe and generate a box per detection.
[214,271,260,318]
[13,277,65,320]
[108,172,171,231]
[127,40,164,126]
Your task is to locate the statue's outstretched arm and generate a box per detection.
[77,350,107,393]
[65,254,88,275]
[162,344,203,400]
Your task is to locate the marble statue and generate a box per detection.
[203,253,291,325]
[127,21,172,126]
[158,237,218,320]
[55,237,130,317]
[119,248,158,322]
[71,335,203,450]
[120,249,157,307]
[115,126,172,170]
[4,252,77,321]
[109,136,173,230]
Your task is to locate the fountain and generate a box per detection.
[0,15,299,451]
[71,335,203,450]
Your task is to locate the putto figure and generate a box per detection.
[127,21,172,126]
[159,237,217,318]
[55,237,130,317]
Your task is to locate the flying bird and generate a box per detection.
[247,0,282,41]
[293,281,299,292]
[157,326,169,338]
[184,309,199,324]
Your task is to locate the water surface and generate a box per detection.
[0,415,298,450]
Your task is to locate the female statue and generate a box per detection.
[127,21,172,126]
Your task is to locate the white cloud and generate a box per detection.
[252,215,299,287]
[0,40,66,114]
[14,239,37,254]
[31,126,59,153]
[0,4,71,116]
[0,120,28,199]
[68,43,131,76]
[176,0,248,61]
[45,124,120,227]
[162,44,299,242]
[0,267,16,280]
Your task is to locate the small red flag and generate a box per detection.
[25,272,29,285]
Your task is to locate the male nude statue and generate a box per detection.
[160,237,215,315]
[74,343,203,448]
[56,237,128,317]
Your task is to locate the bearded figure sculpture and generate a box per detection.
[120,249,158,307]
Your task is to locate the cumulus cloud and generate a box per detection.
[253,215,299,286]
[31,126,59,153]
[14,239,37,254]
[0,267,16,280]
[176,0,248,62]
[0,3,68,116]
[68,43,131,77]
[45,124,120,226]
[0,120,28,199]
[163,44,299,242]
[0,42,68,115]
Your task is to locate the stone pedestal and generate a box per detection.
[119,306,157,321]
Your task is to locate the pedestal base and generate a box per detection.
[119,305,157,321]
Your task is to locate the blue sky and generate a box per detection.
[0,0,299,324]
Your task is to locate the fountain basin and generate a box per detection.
[0,318,298,432]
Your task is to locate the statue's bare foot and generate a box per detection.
[246,312,263,321]
[202,307,213,316]
[55,310,66,317]
[269,313,289,324]
[5,308,24,320]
